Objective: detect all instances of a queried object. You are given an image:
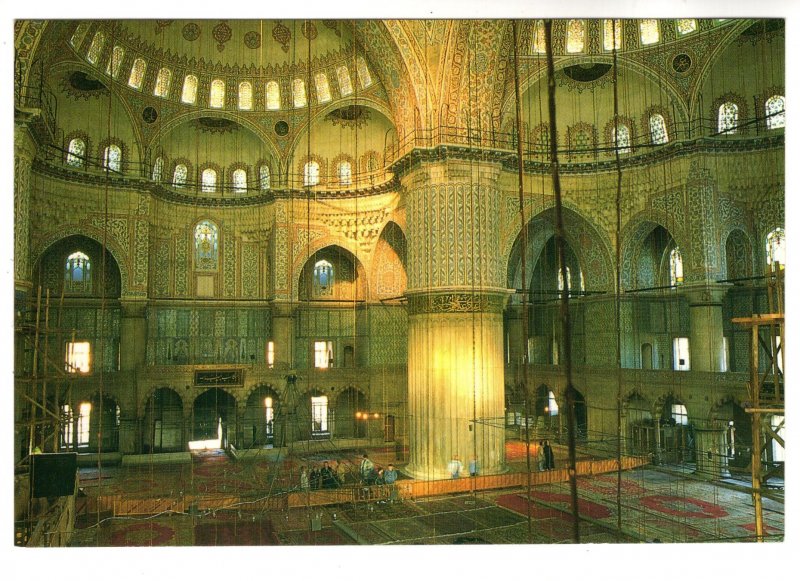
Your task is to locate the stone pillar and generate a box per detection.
[14,123,36,294]
[505,307,524,366]
[682,283,730,372]
[120,300,148,371]
[118,415,137,454]
[694,426,729,479]
[271,302,296,369]
[652,413,662,464]
[403,161,508,479]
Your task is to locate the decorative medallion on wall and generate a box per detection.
[274,120,289,136]
[325,105,371,129]
[60,71,108,100]
[323,20,341,37]
[671,53,693,74]
[142,106,158,124]
[182,22,201,41]
[212,20,232,52]
[302,20,318,40]
[272,21,291,53]
[244,30,261,49]
[154,20,173,33]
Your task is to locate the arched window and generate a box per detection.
[238,81,253,110]
[128,58,147,90]
[557,266,572,294]
[649,113,668,144]
[106,46,125,78]
[613,124,631,154]
[66,138,86,167]
[259,165,271,191]
[65,251,91,290]
[603,19,622,51]
[292,78,307,108]
[86,31,105,65]
[70,23,90,48]
[566,19,585,53]
[670,247,684,286]
[209,79,225,108]
[232,169,247,193]
[765,95,785,129]
[201,168,217,193]
[766,227,785,270]
[546,391,559,416]
[639,19,660,45]
[677,19,697,35]
[338,161,352,186]
[181,74,198,104]
[103,144,121,173]
[313,259,334,296]
[303,161,320,186]
[336,65,353,97]
[531,20,546,53]
[152,156,163,181]
[154,67,172,98]
[173,164,188,187]
[315,72,332,103]
[718,102,739,134]
[356,57,372,88]
[194,220,219,269]
[266,81,280,110]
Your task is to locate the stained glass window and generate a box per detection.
[315,72,332,103]
[356,57,372,88]
[152,157,163,181]
[194,220,219,270]
[154,67,172,98]
[766,95,785,129]
[67,138,86,167]
[65,251,91,290]
[266,81,281,110]
[292,79,307,108]
[209,79,225,109]
[718,102,738,134]
[87,31,105,65]
[338,161,352,186]
[649,113,668,144]
[173,164,187,187]
[639,19,660,45]
[182,75,198,104]
[603,19,622,51]
[103,144,121,172]
[201,168,217,193]
[766,227,785,270]
[106,46,125,78]
[670,247,684,285]
[232,169,247,193]
[238,82,253,110]
[677,19,697,35]
[128,58,146,90]
[566,19,585,53]
[313,260,334,296]
[531,20,546,53]
[613,124,631,154]
[259,165,271,190]
[304,161,320,186]
[336,66,353,97]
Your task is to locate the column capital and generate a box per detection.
[679,282,732,306]
[406,288,511,315]
[119,299,148,318]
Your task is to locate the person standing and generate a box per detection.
[544,440,555,470]
[537,441,546,471]
[335,459,347,485]
[300,466,310,491]
[321,461,337,489]
[360,454,375,484]
[468,457,478,477]
[448,455,463,478]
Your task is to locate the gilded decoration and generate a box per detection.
[407,292,508,315]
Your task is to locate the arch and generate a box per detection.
[371,221,408,300]
[571,387,588,441]
[191,388,237,444]
[506,204,614,297]
[61,392,120,453]
[335,387,368,438]
[242,384,280,448]
[138,385,187,418]
[620,214,685,290]
[141,387,185,453]
[723,228,754,280]
[293,241,369,301]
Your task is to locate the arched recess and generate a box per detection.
[304,388,332,441]
[620,217,685,290]
[624,391,653,455]
[334,387,368,439]
[33,234,122,299]
[296,244,368,302]
[506,206,614,299]
[371,221,407,299]
[31,227,129,296]
[192,388,237,446]
[710,396,751,470]
[142,387,184,453]
[724,228,754,280]
[242,384,280,448]
[533,384,559,433]
[571,387,588,442]
[657,394,694,464]
[61,393,120,453]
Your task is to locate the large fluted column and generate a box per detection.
[404,162,508,479]
[682,283,730,372]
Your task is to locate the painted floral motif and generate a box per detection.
[213,20,232,52]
